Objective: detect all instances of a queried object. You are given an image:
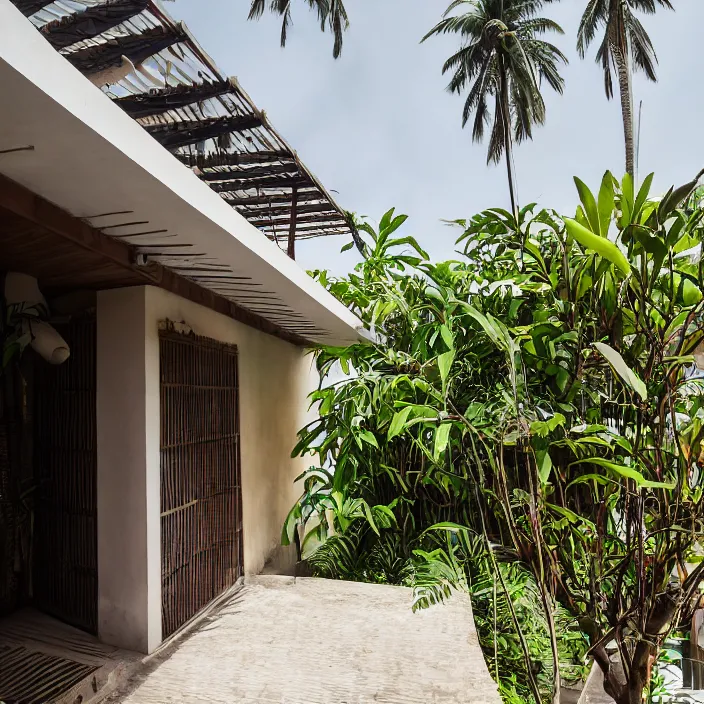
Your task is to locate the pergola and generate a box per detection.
[13,0,352,259]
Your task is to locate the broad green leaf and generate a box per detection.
[301,523,328,559]
[281,503,302,546]
[386,235,429,259]
[622,173,635,212]
[555,367,570,393]
[524,238,547,274]
[576,271,593,301]
[440,324,454,351]
[546,503,596,530]
[574,177,601,235]
[433,423,452,460]
[633,173,654,221]
[424,522,473,535]
[378,207,396,235]
[362,501,380,535]
[340,240,355,253]
[659,170,704,221]
[564,219,631,277]
[382,214,409,238]
[388,406,413,440]
[567,473,611,489]
[575,205,590,230]
[358,429,379,449]
[570,457,676,489]
[536,450,553,484]
[455,301,504,348]
[438,350,455,395]
[372,504,397,527]
[682,277,703,306]
[593,342,647,400]
[597,171,615,237]
[331,491,345,514]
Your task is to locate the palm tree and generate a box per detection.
[248,0,349,58]
[423,0,567,220]
[577,0,673,178]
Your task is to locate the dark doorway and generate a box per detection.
[33,313,98,634]
[159,329,243,638]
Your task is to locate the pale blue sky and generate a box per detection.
[171,0,703,274]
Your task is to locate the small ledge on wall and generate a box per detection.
[159,319,193,337]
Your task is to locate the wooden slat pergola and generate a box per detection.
[14,0,354,259]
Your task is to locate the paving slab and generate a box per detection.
[110,575,501,704]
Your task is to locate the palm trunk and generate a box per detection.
[499,57,519,223]
[615,46,635,178]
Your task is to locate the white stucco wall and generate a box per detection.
[96,285,318,652]
[97,287,161,654]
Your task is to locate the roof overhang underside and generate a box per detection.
[0,0,365,347]
[14,0,352,244]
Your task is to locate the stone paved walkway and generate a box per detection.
[111,576,501,704]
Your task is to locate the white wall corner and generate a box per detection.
[96,286,161,653]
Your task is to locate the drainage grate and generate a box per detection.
[0,644,99,703]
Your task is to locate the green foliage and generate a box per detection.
[288,170,704,704]
[423,0,567,165]
[576,0,674,175]
[412,530,589,702]
[248,0,349,58]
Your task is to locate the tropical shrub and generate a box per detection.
[287,170,704,704]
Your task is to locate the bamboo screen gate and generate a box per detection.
[159,329,243,638]
[34,314,98,634]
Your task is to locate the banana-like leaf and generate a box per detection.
[569,457,675,490]
[281,502,302,546]
[633,173,654,222]
[362,500,380,535]
[357,429,379,448]
[438,350,455,396]
[593,342,647,400]
[433,423,452,460]
[423,521,473,536]
[565,219,631,277]
[546,503,596,530]
[574,177,601,235]
[597,171,615,237]
[536,449,553,484]
[658,169,704,222]
[388,406,413,440]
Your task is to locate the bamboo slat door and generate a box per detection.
[159,330,243,638]
[33,314,98,633]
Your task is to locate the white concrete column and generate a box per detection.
[96,287,161,653]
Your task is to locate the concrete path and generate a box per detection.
[110,576,501,704]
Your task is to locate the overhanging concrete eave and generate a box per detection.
[0,0,366,348]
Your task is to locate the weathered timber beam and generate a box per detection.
[287,185,298,259]
[114,80,235,118]
[0,173,312,347]
[225,190,320,207]
[239,203,338,219]
[268,222,350,233]
[14,0,52,16]
[64,25,186,75]
[41,0,149,49]
[146,115,262,149]
[215,176,309,193]
[201,163,300,183]
[252,213,347,228]
[289,232,347,241]
[176,150,293,169]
